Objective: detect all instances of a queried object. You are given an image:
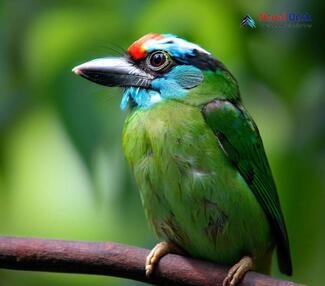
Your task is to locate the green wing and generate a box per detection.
[203,99,292,275]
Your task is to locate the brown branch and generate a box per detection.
[0,236,303,286]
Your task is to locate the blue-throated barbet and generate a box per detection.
[73,33,292,285]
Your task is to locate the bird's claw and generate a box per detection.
[222,256,253,286]
[145,241,181,277]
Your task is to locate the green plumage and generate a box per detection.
[122,69,291,274]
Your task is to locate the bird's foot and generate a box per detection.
[222,256,253,286]
[145,241,183,277]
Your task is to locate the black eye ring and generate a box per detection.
[146,51,171,71]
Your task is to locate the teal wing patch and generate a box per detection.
[203,99,292,275]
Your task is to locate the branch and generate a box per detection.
[0,236,303,286]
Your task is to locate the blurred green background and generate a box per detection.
[0,0,324,285]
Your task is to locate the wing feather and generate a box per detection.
[203,99,292,275]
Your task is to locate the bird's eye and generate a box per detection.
[146,51,170,71]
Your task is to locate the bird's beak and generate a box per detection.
[72,57,153,88]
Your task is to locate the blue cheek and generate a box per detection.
[120,66,203,111]
[151,65,203,98]
[166,65,203,89]
[151,78,187,98]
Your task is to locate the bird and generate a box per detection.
[73,33,292,285]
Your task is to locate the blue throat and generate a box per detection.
[120,65,203,110]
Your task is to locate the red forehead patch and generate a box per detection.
[128,33,164,60]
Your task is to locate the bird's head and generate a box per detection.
[73,33,238,110]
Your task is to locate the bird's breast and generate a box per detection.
[122,100,227,180]
[122,100,272,266]
[122,100,236,239]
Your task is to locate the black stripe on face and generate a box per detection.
[178,49,227,72]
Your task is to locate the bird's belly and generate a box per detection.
[123,101,273,266]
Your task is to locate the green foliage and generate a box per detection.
[0,0,324,285]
